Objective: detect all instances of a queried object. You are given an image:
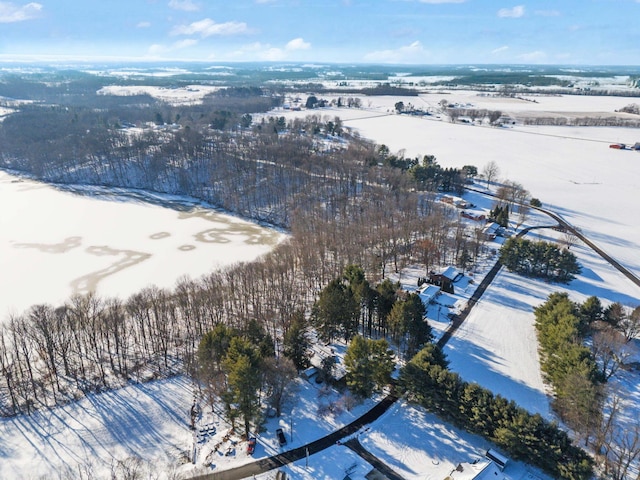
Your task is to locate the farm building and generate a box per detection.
[442,194,471,209]
[461,210,486,221]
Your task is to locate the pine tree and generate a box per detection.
[344,336,395,398]
[283,311,311,372]
[313,277,359,342]
[223,337,262,438]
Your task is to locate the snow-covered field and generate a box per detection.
[97,85,221,105]
[278,91,640,279]
[0,171,284,321]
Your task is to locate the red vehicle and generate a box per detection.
[247,437,256,455]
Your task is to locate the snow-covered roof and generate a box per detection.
[483,222,501,235]
[449,460,506,480]
[418,285,441,304]
[440,266,461,281]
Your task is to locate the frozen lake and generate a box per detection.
[0,171,285,320]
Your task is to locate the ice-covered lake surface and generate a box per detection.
[0,170,285,321]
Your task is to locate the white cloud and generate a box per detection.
[137,21,151,28]
[228,42,284,61]
[222,40,309,61]
[491,45,509,55]
[497,5,525,18]
[148,38,199,56]
[0,2,42,23]
[363,41,428,64]
[168,0,199,12]
[171,18,250,37]
[285,37,310,51]
[518,50,546,62]
[174,38,198,49]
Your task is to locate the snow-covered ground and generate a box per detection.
[278,92,640,280]
[97,85,222,105]
[0,171,284,321]
[252,400,552,480]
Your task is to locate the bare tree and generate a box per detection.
[605,420,640,480]
[619,305,640,342]
[482,161,500,187]
[262,356,298,417]
[591,324,631,380]
[563,227,581,250]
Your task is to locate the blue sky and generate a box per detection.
[1,0,639,64]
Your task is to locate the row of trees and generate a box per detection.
[499,237,582,283]
[534,293,604,441]
[522,115,640,127]
[534,293,640,479]
[400,345,593,480]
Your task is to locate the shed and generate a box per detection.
[482,222,501,240]
[418,285,441,305]
[302,366,318,381]
[449,459,506,480]
[485,449,509,471]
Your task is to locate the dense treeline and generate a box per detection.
[533,294,640,479]
[400,345,594,480]
[522,115,640,127]
[499,237,581,283]
[534,293,604,439]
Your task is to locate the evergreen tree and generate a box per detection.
[374,278,400,335]
[344,336,394,398]
[223,337,262,438]
[579,296,603,332]
[198,324,237,373]
[312,277,359,342]
[405,293,432,358]
[343,264,374,336]
[282,310,311,372]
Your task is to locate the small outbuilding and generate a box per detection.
[418,285,441,305]
[449,459,506,480]
[481,222,501,240]
[485,449,509,471]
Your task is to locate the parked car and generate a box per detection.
[247,437,256,455]
[276,428,287,446]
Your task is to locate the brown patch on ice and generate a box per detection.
[70,245,151,296]
[14,236,82,254]
[150,231,171,240]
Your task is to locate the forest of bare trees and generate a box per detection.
[0,92,487,416]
